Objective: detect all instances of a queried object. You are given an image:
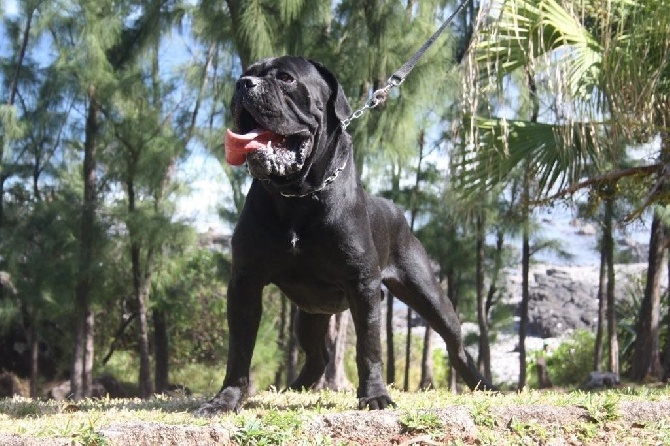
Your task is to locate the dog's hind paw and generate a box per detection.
[358,394,396,410]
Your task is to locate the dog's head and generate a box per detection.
[225,56,351,182]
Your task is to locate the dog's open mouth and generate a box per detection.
[225,128,313,179]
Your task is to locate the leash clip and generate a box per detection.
[342,83,396,129]
[368,84,393,108]
[387,75,404,87]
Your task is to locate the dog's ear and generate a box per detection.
[309,60,351,124]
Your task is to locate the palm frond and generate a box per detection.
[456,116,602,198]
[471,0,602,97]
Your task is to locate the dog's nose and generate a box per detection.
[236,76,260,91]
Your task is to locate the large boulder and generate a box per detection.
[522,265,649,338]
[526,268,599,337]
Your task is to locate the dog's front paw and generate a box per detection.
[358,394,396,410]
[194,387,244,416]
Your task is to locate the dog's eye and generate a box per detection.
[276,72,295,83]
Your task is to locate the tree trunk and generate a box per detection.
[85,309,94,395]
[72,87,98,401]
[518,215,530,391]
[316,312,353,391]
[519,69,538,391]
[133,244,154,397]
[29,321,38,398]
[275,295,288,389]
[286,304,299,385]
[402,129,425,392]
[475,213,491,382]
[630,210,665,381]
[154,309,169,393]
[518,160,531,390]
[385,288,396,386]
[664,252,670,382]
[518,156,532,392]
[594,220,607,371]
[604,198,618,375]
[135,280,153,397]
[128,176,154,398]
[446,267,458,393]
[419,326,434,390]
[404,307,412,391]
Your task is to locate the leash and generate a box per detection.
[341,0,472,129]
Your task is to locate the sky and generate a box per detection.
[1,0,17,16]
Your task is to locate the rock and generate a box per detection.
[47,376,125,400]
[97,374,128,398]
[618,239,649,263]
[521,265,651,338]
[162,383,192,397]
[0,371,28,397]
[582,371,620,389]
[577,223,597,236]
[526,269,599,337]
[47,380,71,400]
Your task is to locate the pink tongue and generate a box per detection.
[224,128,279,165]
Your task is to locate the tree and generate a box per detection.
[630,210,667,380]
[464,0,670,385]
[0,0,86,396]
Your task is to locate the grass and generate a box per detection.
[0,386,669,445]
[96,351,225,396]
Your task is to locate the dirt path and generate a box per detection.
[2,399,669,445]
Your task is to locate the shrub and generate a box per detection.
[544,330,595,386]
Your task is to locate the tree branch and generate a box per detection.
[101,312,137,365]
[537,164,662,203]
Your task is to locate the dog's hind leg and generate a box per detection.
[287,310,331,390]
[384,237,496,391]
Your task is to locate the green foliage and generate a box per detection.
[470,399,496,428]
[463,0,670,207]
[154,248,229,366]
[233,410,304,446]
[431,348,450,389]
[249,287,286,390]
[388,330,429,390]
[0,103,25,141]
[579,392,620,424]
[508,418,550,443]
[616,270,669,372]
[400,410,442,436]
[42,415,108,446]
[540,330,596,387]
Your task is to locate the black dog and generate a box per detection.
[196,56,494,415]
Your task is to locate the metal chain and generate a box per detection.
[340,80,401,130]
[280,160,348,198]
[340,0,470,130]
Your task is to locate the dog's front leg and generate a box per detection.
[195,273,263,415]
[349,279,396,410]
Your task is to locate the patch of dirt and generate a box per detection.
[2,401,669,445]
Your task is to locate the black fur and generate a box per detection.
[196,56,494,415]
